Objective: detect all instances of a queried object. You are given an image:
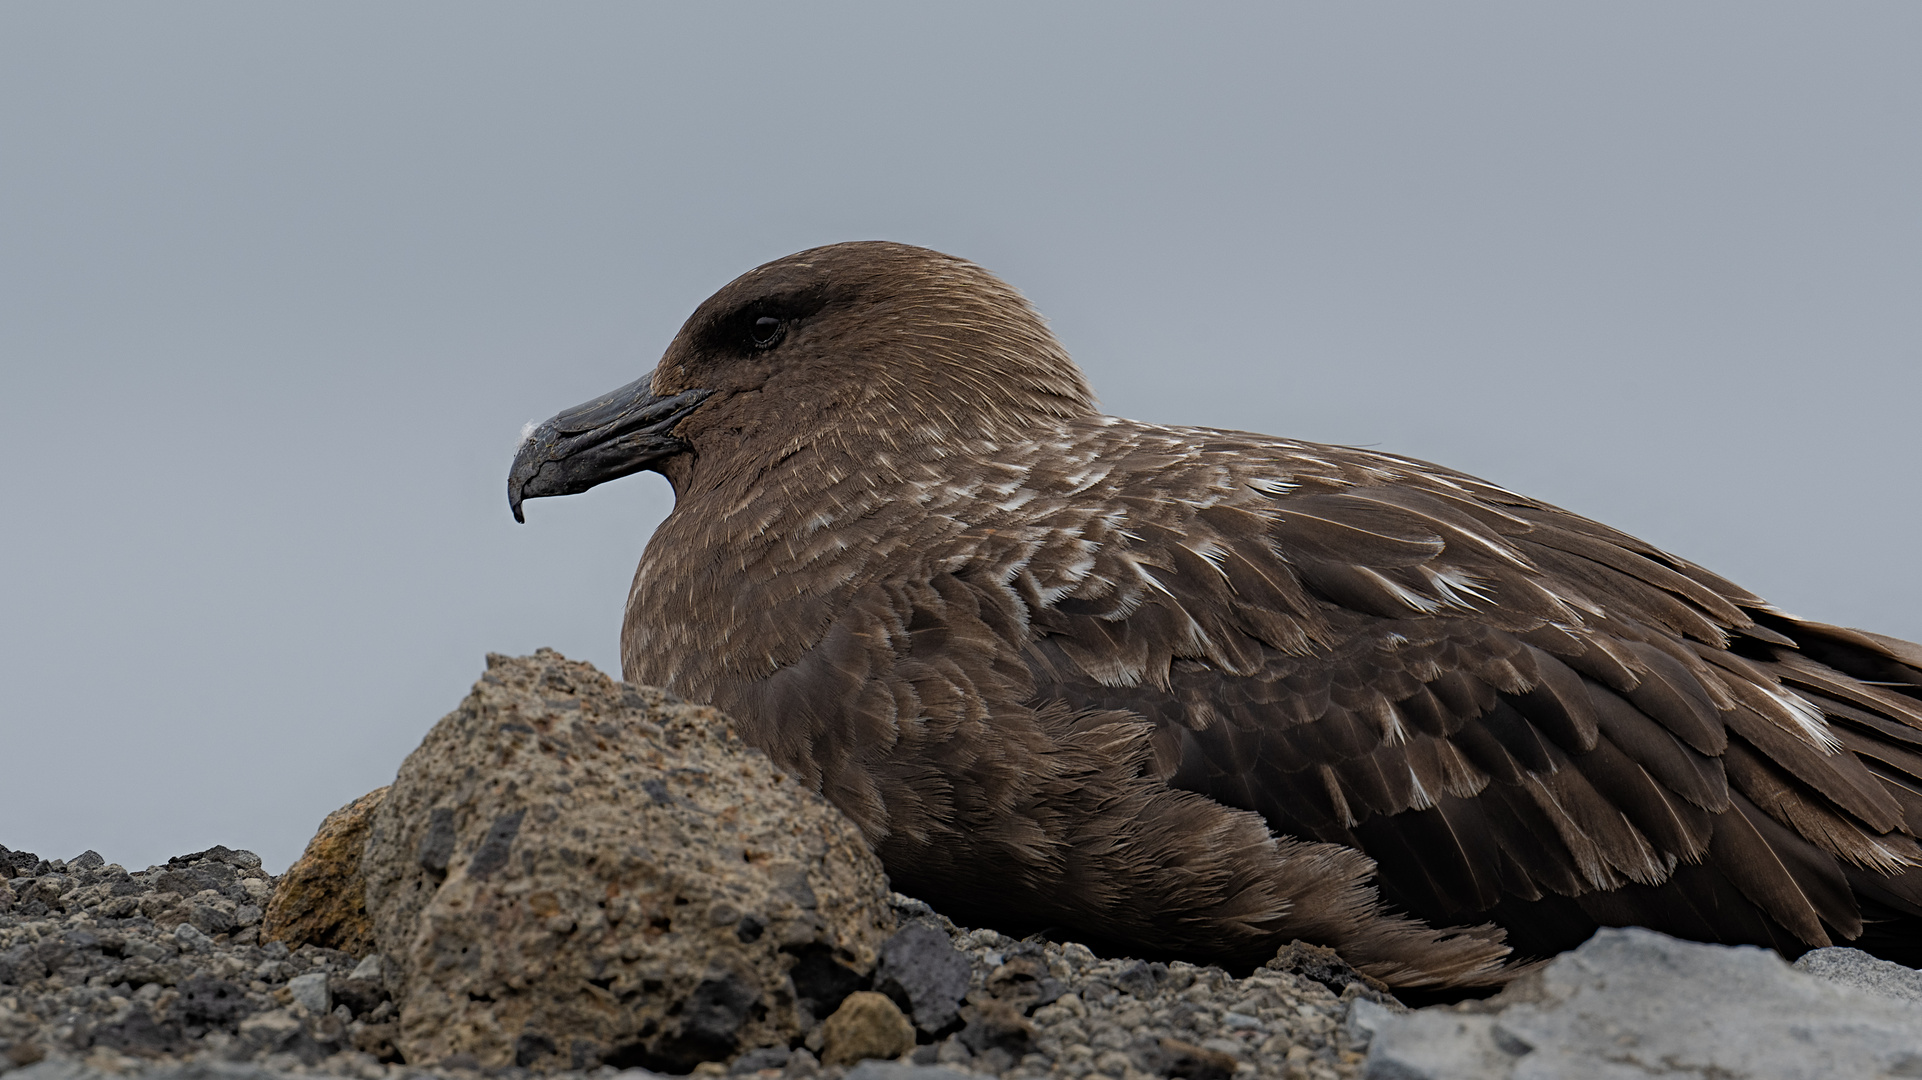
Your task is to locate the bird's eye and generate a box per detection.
[748,316,785,349]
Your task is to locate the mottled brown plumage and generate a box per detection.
[508,242,1922,988]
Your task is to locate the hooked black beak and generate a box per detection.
[508,373,713,523]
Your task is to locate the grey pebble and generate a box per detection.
[285,972,329,1015]
[172,923,214,952]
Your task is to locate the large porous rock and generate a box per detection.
[361,649,897,1072]
[1356,927,1922,1079]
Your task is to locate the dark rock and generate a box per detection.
[188,896,238,936]
[416,807,456,878]
[677,973,760,1058]
[329,975,388,1017]
[169,846,261,871]
[514,1031,557,1067]
[88,1011,188,1056]
[67,851,104,871]
[0,943,48,985]
[175,977,253,1027]
[463,810,525,879]
[956,999,1034,1057]
[1266,939,1389,998]
[789,945,867,1022]
[0,845,39,878]
[32,940,73,972]
[873,924,971,1035]
[1112,960,1165,999]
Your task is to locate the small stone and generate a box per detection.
[783,1047,821,1078]
[349,953,385,982]
[872,924,972,1035]
[353,1019,402,1061]
[69,851,105,871]
[176,976,253,1027]
[89,1012,187,1056]
[958,998,1035,1057]
[933,1036,972,1066]
[1113,960,1164,999]
[821,991,916,1066]
[331,975,387,1017]
[237,1007,305,1053]
[174,922,214,952]
[1264,940,1388,998]
[731,1045,791,1073]
[985,955,1063,1011]
[287,971,331,1015]
[190,892,239,935]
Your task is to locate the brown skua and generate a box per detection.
[508,241,1922,989]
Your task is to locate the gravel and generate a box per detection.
[0,842,1379,1080]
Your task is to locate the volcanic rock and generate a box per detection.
[872,924,971,1036]
[260,787,385,955]
[359,649,897,1072]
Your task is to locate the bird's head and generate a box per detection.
[509,241,1094,521]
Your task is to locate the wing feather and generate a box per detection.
[1012,424,1922,962]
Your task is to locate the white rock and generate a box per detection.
[1363,928,1922,1080]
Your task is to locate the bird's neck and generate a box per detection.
[624,425,1049,698]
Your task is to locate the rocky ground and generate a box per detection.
[0,843,1378,1080]
[7,650,1920,1080]
[11,844,1922,1080]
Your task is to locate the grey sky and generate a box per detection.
[3,3,1917,873]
